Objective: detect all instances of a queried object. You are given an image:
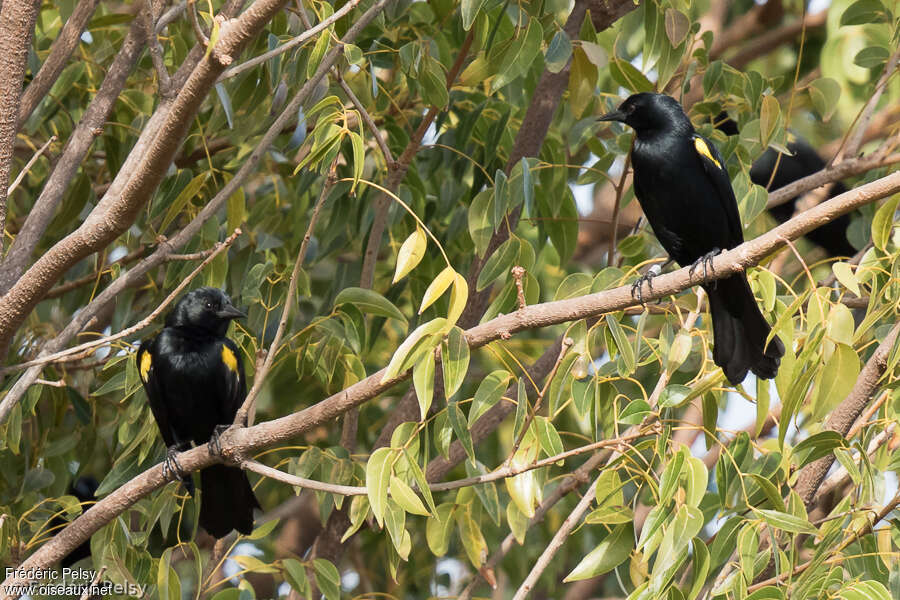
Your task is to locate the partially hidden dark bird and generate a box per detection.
[57,475,98,567]
[137,287,259,538]
[715,113,856,257]
[599,93,785,385]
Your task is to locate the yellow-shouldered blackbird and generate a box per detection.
[599,93,784,384]
[715,113,855,257]
[137,287,259,537]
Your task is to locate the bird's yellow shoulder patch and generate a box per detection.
[693,137,721,168]
[139,351,152,383]
[221,345,239,376]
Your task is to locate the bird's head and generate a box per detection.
[166,287,246,336]
[598,92,693,137]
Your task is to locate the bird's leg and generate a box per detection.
[688,248,721,286]
[162,444,189,481]
[207,424,231,457]
[630,260,671,308]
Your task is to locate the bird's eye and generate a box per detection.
[206,302,213,309]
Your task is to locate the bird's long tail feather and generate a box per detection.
[199,464,260,538]
[705,273,785,385]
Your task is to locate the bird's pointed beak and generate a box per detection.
[217,303,246,320]
[597,109,626,123]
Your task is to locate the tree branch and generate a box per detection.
[0,0,40,256]
[793,320,900,507]
[17,0,102,126]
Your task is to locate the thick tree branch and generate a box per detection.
[793,320,900,507]
[7,170,896,587]
[18,0,102,126]
[0,0,40,255]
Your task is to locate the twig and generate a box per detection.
[837,45,900,161]
[606,155,631,266]
[142,2,172,96]
[335,71,394,168]
[235,161,337,426]
[187,0,210,46]
[507,337,573,461]
[219,0,364,81]
[0,230,241,378]
[511,266,527,310]
[78,566,106,600]
[242,428,649,496]
[8,135,57,196]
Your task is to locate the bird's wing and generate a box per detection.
[219,338,246,423]
[137,339,176,448]
[692,134,744,248]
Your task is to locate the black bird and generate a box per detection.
[716,113,855,257]
[137,287,259,537]
[57,475,98,567]
[599,93,784,384]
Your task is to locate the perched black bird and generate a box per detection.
[137,287,259,537]
[57,475,98,567]
[599,93,784,384]
[716,113,855,257]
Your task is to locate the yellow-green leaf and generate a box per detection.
[365,447,395,526]
[393,226,427,283]
[420,266,456,314]
[832,262,861,297]
[390,475,430,516]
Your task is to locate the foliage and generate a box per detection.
[1,0,900,598]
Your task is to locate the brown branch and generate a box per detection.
[18,0,103,126]
[0,0,40,256]
[5,169,899,589]
[793,320,900,507]
[838,45,900,161]
[8,135,57,196]
[0,2,173,293]
[727,9,826,70]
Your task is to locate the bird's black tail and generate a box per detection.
[199,464,260,538]
[705,273,785,385]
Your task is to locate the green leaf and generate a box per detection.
[812,343,861,421]
[492,17,543,92]
[349,131,364,191]
[448,401,475,462]
[390,475,430,516]
[871,194,899,251]
[568,47,598,117]
[840,0,889,26]
[476,237,518,291]
[659,383,692,408]
[554,273,592,301]
[832,262,862,297]
[402,448,437,515]
[335,287,407,324]
[854,46,890,68]
[460,0,488,30]
[808,78,841,121]
[313,558,341,600]
[393,226,427,283]
[468,189,493,255]
[365,447,395,526]
[792,430,846,467]
[756,509,818,534]
[687,537,710,600]
[442,326,470,399]
[513,377,528,441]
[545,31,572,73]
[382,318,445,382]
[564,523,634,581]
[759,94,779,147]
[419,56,449,109]
[426,503,454,556]
[282,558,309,594]
[412,351,435,420]
[469,370,512,425]
[610,57,654,93]
[606,315,635,375]
[160,172,208,233]
[747,473,786,512]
